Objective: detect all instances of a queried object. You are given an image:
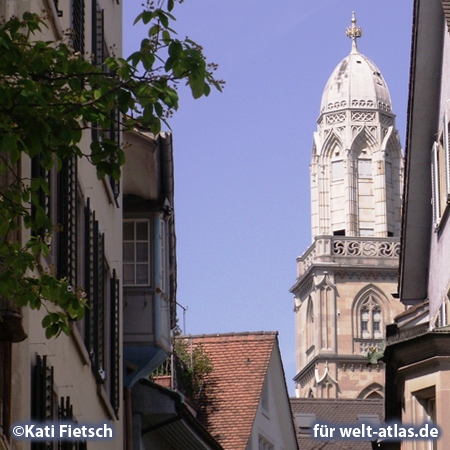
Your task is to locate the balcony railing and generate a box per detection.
[298,235,400,276]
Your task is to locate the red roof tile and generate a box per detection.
[183,332,277,450]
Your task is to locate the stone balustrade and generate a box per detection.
[298,235,400,276]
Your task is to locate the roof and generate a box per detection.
[132,379,224,450]
[320,51,392,116]
[291,398,384,450]
[398,0,444,304]
[182,332,277,450]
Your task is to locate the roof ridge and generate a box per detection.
[178,331,279,339]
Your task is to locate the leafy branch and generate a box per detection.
[0,1,222,338]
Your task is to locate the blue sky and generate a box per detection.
[123,0,413,395]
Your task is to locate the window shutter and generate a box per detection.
[31,356,54,450]
[31,154,51,238]
[31,355,54,421]
[109,106,121,202]
[72,0,85,55]
[57,157,78,287]
[431,142,441,227]
[92,1,105,67]
[110,269,120,414]
[84,199,95,355]
[53,0,63,17]
[91,1,105,142]
[93,219,106,382]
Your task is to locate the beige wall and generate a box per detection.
[7,0,124,448]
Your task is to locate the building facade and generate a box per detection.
[0,0,124,448]
[291,14,404,399]
[383,1,450,449]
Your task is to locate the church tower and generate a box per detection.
[291,13,404,399]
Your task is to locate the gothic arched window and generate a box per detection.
[306,298,314,350]
[360,295,382,339]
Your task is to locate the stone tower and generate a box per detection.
[291,13,404,399]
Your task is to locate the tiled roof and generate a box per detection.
[185,332,277,450]
[291,398,384,450]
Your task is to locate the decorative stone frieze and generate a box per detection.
[333,239,400,257]
[326,112,346,124]
[351,99,375,108]
[327,100,348,111]
[351,111,375,122]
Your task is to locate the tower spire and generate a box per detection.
[346,11,362,54]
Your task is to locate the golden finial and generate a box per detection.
[346,11,362,53]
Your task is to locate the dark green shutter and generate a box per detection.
[72,0,85,54]
[110,269,120,414]
[57,156,77,287]
[84,199,95,355]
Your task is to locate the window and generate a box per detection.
[57,156,78,286]
[431,142,442,227]
[91,0,121,205]
[358,158,372,178]
[82,201,120,413]
[431,113,450,229]
[110,269,120,414]
[360,295,382,339]
[32,356,87,450]
[443,111,450,201]
[413,387,437,450]
[332,160,344,181]
[258,435,274,450]
[123,219,150,286]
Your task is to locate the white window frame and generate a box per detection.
[123,218,151,286]
[431,142,441,228]
[443,111,450,201]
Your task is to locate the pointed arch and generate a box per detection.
[314,363,339,399]
[351,126,378,156]
[320,130,344,162]
[357,382,384,399]
[352,285,389,343]
[381,125,403,160]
